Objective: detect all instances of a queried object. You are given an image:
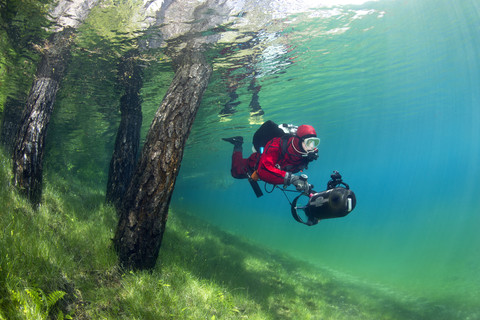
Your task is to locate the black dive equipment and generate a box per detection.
[290,171,356,226]
[247,171,263,198]
[304,149,319,162]
[252,120,286,153]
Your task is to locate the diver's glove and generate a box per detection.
[284,173,312,193]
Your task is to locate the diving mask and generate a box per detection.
[302,137,320,152]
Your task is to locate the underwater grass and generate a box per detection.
[0,149,474,320]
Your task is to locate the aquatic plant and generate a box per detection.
[10,287,68,320]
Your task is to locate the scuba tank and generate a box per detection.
[252,120,297,153]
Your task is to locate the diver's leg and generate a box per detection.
[222,136,243,150]
[231,151,249,179]
[223,136,248,179]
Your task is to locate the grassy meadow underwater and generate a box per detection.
[0,150,472,319]
[1,0,480,319]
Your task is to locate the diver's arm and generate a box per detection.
[256,138,287,185]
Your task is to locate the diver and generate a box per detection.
[222,121,320,194]
[223,120,356,226]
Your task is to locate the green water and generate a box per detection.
[2,0,480,318]
[173,0,480,315]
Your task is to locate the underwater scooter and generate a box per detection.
[267,171,357,226]
[291,171,356,226]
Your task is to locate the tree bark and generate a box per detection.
[106,51,143,209]
[0,97,25,155]
[114,49,212,270]
[12,27,74,205]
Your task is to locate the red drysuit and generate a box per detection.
[230,136,309,185]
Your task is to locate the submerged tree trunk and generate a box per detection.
[114,49,212,270]
[12,27,75,205]
[0,97,25,155]
[106,51,143,209]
